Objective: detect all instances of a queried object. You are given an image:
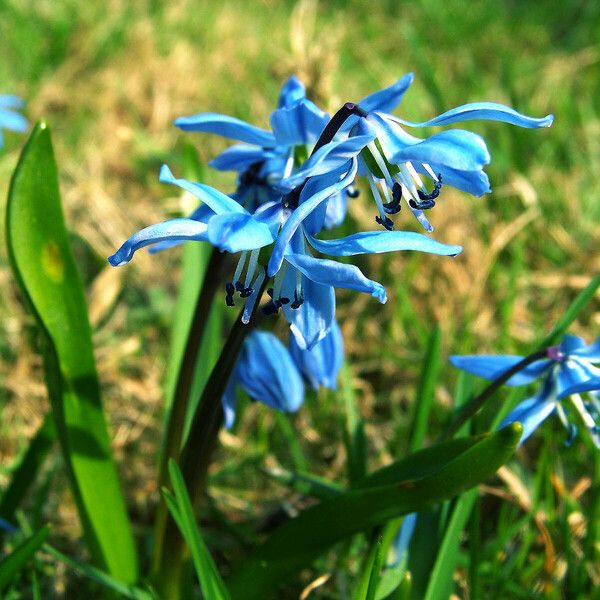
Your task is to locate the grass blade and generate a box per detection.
[5,122,138,582]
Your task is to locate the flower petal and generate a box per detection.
[0,109,28,132]
[0,95,25,109]
[221,369,239,430]
[174,112,276,146]
[237,331,305,413]
[278,75,306,108]
[270,99,329,146]
[416,163,491,197]
[209,144,276,172]
[268,160,358,276]
[159,164,245,214]
[449,355,550,386]
[324,191,348,230]
[290,319,344,389]
[306,230,463,257]
[358,73,414,114]
[108,218,209,266]
[501,392,556,445]
[285,252,387,303]
[556,358,600,398]
[207,212,273,253]
[148,204,214,254]
[571,338,600,362]
[392,102,554,129]
[559,377,600,398]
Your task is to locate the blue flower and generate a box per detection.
[222,330,305,429]
[286,73,554,232]
[450,335,600,447]
[0,95,28,148]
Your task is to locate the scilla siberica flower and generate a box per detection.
[450,335,600,447]
[0,95,28,148]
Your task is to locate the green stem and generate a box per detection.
[441,348,549,440]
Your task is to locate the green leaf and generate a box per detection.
[5,122,138,582]
[0,414,55,539]
[355,539,383,600]
[166,460,231,600]
[226,424,521,599]
[0,525,50,591]
[262,466,343,500]
[422,489,478,600]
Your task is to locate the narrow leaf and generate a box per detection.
[5,123,138,582]
[0,525,50,591]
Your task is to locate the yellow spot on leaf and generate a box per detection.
[41,241,64,282]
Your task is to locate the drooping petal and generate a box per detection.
[392,102,554,129]
[290,319,344,389]
[0,109,28,132]
[268,160,358,276]
[270,99,329,146]
[391,129,490,172]
[358,73,415,114]
[500,392,557,445]
[159,165,245,214]
[237,331,305,413]
[306,230,463,257]
[415,163,491,197]
[0,95,25,109]
[148,204,214,254]
[449,355,550,386]
[207,212,273,253]
[278,135,374,191]
[108,219,209,266]
[282,273,336,351]
[278,75,306,108]
[285,252,387,303]
[210,144,276,172]
[558,377,600,399]
[174,113,276,146]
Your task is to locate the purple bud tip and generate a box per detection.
[547,346,566,362]
[344,102,357,110]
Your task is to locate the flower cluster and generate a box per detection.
[0,95,27,148]
[451,335,600,447]
[109,74,552,422]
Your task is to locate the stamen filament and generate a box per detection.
[242,268,266,324]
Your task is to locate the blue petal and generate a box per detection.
[556,359,600,398]
[253,200,285,236]
[306,230,463,257]
[159,165,244,215]
[394,102,554,129]
[358,73,414,114]
[285,252,387,303]
[207,212,273,253]
[148,204,214,254]
[416,163,491,197]
[282,271,336,351]
[323,191,348,230]
[0,95,25,109]
[174,113,276,146]
[449,355,550,386]
[571,338,600,362]
[209,144,276,172]
[390,512,417,567]
[0,109,28,132]
[270,99,329,146]
[290,319,344,389]
[108,219,209,266]
[559,334,586,354]
[268,161,358,276]
[278,135,374,191]
[391,129,490,172]
[237,331,305,413]
[278,75,306,108]
[559,377,600,398]
[221,369,239,430]
[501,392,556,445]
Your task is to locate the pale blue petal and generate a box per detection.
[278,75,306,108]
[449,355,550,386]
[268,160,358,276]
[108,219,208,266]
[221,369,239,430]
[395,102,554,129]
[556,359,600,397]
[501,392,556,445]
[306,230,463,257]
[237,331,305,413]
[559,334,586,354]
[416,163,491,197]
[207,212,273,253]
[253,200,285,236]
[323,191,348,230]
[210,145,275,172]
[285,252,387,303]
[283,272,336,351]
[159,164,244,214]
[0,95,25,109]
[391,129,490,171]
[359,73,414,114]
[174,112,276,146]
[148,204,213,254]
[290,319,344,389]
[559,377,600,399]
[0,109,28,132]
[390,512,417,567]
[278,135,374,191]
[270,99,329,146]
[571,338,600,362]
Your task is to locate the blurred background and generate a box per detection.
[1,0,599,597]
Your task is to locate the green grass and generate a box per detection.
[1,0,599,598]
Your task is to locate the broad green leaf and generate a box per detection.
[226,424,521,599]
[5,123,138,582]
[422,489,478,600]
[0,524,50,590]
[167,460,231,600]
[0,414,55,540]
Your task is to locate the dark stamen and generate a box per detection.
[417,173,443,202]
[375,215,394,230]
[409,198,436,210]
[290,291,304,309]
[234,281,245,293]
[225,282,235,307]
[346,186,360,199]
[240,287,254,298]
[383,182,402,214]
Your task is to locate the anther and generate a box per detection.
[383,182,402,214]
[346,186,360,198]
[290,291,304,309]
[225,282,235,307]
[240,287,254,298]
[375,215,394,230]
[417,174,443,202]
[409,198,436,210]
[235,281,245,293]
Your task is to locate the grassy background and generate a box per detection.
[1,0,599,597]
